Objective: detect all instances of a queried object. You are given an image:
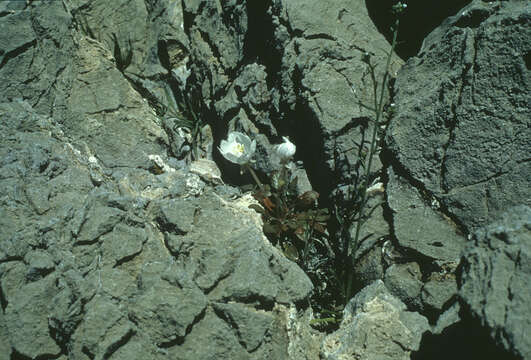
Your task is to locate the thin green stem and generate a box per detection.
[302,214,316,264]
[245,165,264,190]
[345,18,400,303]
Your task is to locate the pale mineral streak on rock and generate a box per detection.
[189,158,223,184]
[148,154,177,174]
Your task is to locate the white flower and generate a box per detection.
[275,136,296,162]
[219,131,256,165]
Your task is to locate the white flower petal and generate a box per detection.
[250,140,256,155]
[219,140,231,153]
[219,131,256,165]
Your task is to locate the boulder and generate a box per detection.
[385,0,531,232]
[322,280,429,360]
[459,205,531,359]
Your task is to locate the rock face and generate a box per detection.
[382,0,530,338]
[459,205,531,359]
[184,0,402,187]
[0,1,313,358]
[322,281,429,360]
[1,0,530,358]
[0,97,313,358]
[386,0,531,232]
[387,167,466,262]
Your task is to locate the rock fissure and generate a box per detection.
[0,38,36,70]
[101,327,136,359]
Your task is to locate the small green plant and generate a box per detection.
[252,170,329,264]
[219,132,339,329]
[218,2,406,331]
[334,1,406,304]
[218,133,330,265]
[163,85,205,161]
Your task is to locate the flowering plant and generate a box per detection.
[219,131,329,261]
[219,131,263,188]
[219,131,332,327]
[218,131,256,165]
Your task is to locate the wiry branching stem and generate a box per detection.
[344,17,400,303]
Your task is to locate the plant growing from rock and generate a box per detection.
[219,133,330,267]
[163,85,206,161]
[333,1,407,305]
[218,2,407,331]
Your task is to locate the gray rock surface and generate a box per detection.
[382,2,530,341]
[387,167,467,262]
[431,302,461,335]
[322,280,429,360]
[0,2,313,358]
[386,0,531,232]
[183,1,400,335]
[69,0,189,113]
[184,0,401,185]
[1,0,529,358]
[459,205,531,359]
[422,274,458,313]
[384,262,424,310]
[0,109,313,358]
[3,275,62,358]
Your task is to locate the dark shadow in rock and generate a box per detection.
[366,0,472,59]
[291,98,329,206]
[453,6,491,28]
[102,328,135,359]
[81,345,94,360]
[10,348,60,360]
[157,306,206,349]
[9,349,26,360]
[412,308,519,360]
[244,0,275,69]
[0,284,7,311]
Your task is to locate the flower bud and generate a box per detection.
[276,136,296,162]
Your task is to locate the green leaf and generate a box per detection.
[314,211,330,222]
[294,227,306,241]
[288,175,298,194]
[312,222,327,234]
[282,243,299,261]
[263,222,280,235]
[248,203,265,214]
[271,171,282,190]
[286,219,300,230]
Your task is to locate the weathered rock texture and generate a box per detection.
[322,281,429,360]
[0,1,313,358]
[1,0,530,358]
[383,0,530,335]
[386,0,530,233]
[183,0,402,187]
[182,0,400,308]
[0,96,313,359]
[460,205,531,359]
